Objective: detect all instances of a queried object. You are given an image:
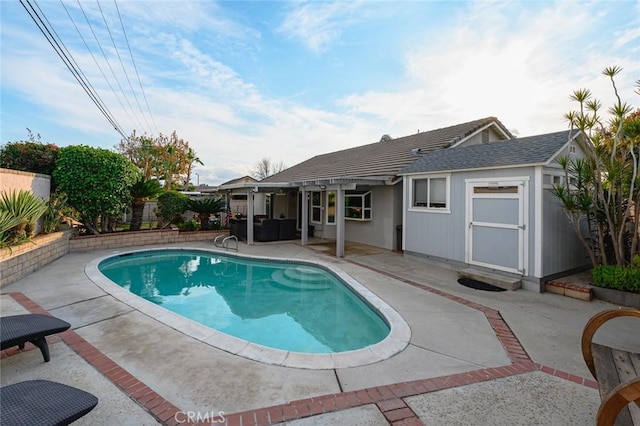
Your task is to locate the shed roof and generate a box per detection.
[399,130,578,175]
[261,117,512,184]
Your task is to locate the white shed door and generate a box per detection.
[466,180,527,275]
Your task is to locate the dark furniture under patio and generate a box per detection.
[0,379,98,426]
[0,314,71,362]
[278,219,297,240]
[229,218,248,240]
[254,219,281,242]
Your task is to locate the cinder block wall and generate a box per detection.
[0,231,72,288]
[68,229,228,252]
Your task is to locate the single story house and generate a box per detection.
[220,117,514,257]
[398,129,590,291]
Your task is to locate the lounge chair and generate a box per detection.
[0,314,71,362]
[0,379,98,425]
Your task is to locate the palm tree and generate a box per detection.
[129,177,163,231]
[186,197,226,230]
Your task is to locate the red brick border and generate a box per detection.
[2,267,598,426]
[1,291,182,425]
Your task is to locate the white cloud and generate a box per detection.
[339,1,639,137]
[2,0,638,186]
[277,1,363,53]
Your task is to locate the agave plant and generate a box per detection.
[186,197,226,230]
[0,190,48,244]
[0,210,21,245]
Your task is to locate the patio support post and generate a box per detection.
[336,187,345,257]
[247,190,254,245]
[301,187,308,246]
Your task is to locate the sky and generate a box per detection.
[1,1,639,186]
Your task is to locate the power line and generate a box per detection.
[76,0,145,134]
[59,0,139,132]
[113,0,158,134]
[19,0,129,140]
[96,0,151,133]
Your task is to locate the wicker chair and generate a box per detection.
[0,380,98,425]
[254,219,280,242]
[0,314,71,362]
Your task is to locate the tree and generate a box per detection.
[186,197,226,230]
[116,130,203,190]
[551,66,639,267]
[53,145,137,234]
[0,130,59,177]
[129,176,163,231]
[251,158,286,180]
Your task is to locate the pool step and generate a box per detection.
[283,266,328,282]
[271,269,332,291]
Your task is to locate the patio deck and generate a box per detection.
[1,241,637,425]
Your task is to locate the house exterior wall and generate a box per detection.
[300,184,398,250]
[344,184,396,250]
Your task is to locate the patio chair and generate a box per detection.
[0,314,71,362]
[0,379,98,425]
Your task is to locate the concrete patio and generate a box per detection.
[1,240,637,425]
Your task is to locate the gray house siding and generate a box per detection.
[300,184,397,250]
[345,185,395,250]
[541,186,590,277]
[404,167,538,275]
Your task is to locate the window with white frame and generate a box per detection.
[326,191,336,224]
[411,175,449,210]
[345,191,372,221]
[311,191,322,223]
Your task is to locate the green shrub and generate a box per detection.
[178,219,199,231]
[591,257,640,293]
[156,191,188,228]
[0,141,59,177]
[53,145,137,234]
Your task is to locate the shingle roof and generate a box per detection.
[262,117,512,183]
[399,130,574,175]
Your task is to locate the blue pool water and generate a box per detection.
[98,250,390,353]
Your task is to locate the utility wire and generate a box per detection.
[76,0,144,134]
[60,0,138,131]
[20,0,129,140]
[96,0,151,133]
[113,0,159,134]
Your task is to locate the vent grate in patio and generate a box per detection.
[457,278,506,292]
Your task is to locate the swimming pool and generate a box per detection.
[87,247,410,369]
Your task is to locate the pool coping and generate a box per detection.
[85,246,411,369]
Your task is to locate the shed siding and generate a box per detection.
[405,167,537,273]
[541,187,590,275]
